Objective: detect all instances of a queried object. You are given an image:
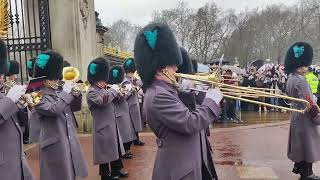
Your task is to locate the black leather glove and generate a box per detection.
[309,105,319,119]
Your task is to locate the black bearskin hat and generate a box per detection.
[284,42,313,74]
[63,60,71,67]
[27,58,36,78]
[108,65,125,85]
[87,57,110,84]
[192,59,198,73]
[177,47,194,74]
[6,60,20,76]
[34,51,64,80]
[0,39,8,74]
[123,58,136,73]
[134,23,183,87]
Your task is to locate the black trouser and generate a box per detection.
[23,122,30,142]
[226,99,236,119]
[134,132,140,142]
[222,99,235,119]
[99,160,123,176]
[123,142,132,151]
[99,122,124,176]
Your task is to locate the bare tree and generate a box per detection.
[104,20,142,51]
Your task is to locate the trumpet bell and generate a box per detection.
[63,67,80,82]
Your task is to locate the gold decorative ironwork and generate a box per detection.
[0,0,9,38]
[102,47,133,60]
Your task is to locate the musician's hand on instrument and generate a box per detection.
[6,85,26,103]
[63,81,73,94]
[205,88,223,104]
[111,84,120,92]
[125,84,133,91]
[178,79,192,92]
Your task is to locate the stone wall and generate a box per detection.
[49,0,97,80]
[49,0,98,132]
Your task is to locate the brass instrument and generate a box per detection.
[19,92,43,107]
[62,66,90,94]
[0,80,15,93]
[0,80,43,106]
[175,73,310,113]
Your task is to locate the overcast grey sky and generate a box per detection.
[95,0,299,26]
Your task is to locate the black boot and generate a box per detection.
[293,162,303,174]
[122,152,133,159]
[300,163,320,180]
[101,174,119,180]
[112,169,129,178]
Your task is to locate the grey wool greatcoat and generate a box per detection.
[86,86,125,165]
[28,107,41,143]
[144,80,221,180]
[0,93,35,180]
[113,96,137,143]
[287,73,320,163]
[34,87,88,180]
[123,76,143,132]
[178,91,218,179]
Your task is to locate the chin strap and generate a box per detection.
[161,68,179,88]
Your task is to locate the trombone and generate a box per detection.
[175,73,310,113]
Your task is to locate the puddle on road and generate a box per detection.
[213,112,289,129]
[213,136,243,166]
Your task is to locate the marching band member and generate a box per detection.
[285,42,320,180]
[86,57,129,180]
[26,58,41,143]
[6,60,20,82]
[108,65,137,159]
[134,23,222,180]
[122,58,145,146]
[33,51,88,180]
[0,39,35,180]
[177,47,218,179]
[6,60,31,144]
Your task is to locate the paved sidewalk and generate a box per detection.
[26,121,320,180]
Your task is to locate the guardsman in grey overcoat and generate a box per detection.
[6,60,31,144]
[134,23,223,180]
[86,58,129,180]
[285,42,320,180]
[122,58,145,146]
[108,65,137,159]
[177,47,218,180]
[0,39,35,180]
[33,51,88,180]
[26,58,41,143]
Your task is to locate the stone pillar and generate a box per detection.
[48,0,97,80]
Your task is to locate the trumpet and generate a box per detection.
[19,92,44,107]
[0,80,43,107]
[175,73,310,113]
[0,80,16,93]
